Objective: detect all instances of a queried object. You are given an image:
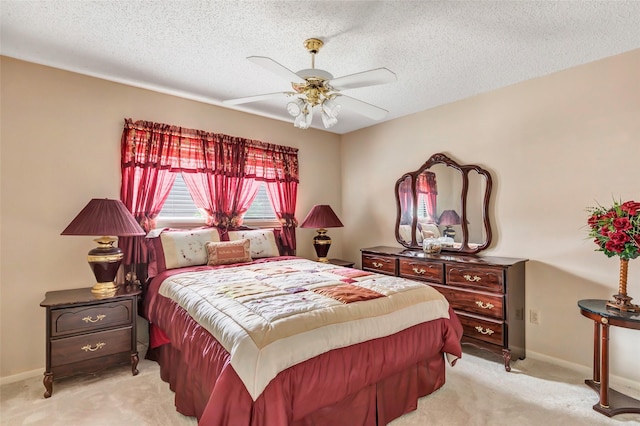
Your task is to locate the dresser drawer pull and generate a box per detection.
[81,342,106,352]
[475,301,494,309]
[474,326,494,335]
[463,274,482,282]
[82,314,106,323]
[372,262,384,268]
[412,267,426,275]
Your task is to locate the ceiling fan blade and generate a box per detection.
[247,56,306,84]
[335,95,389,121]
[329,68,397,91]
[224,92,292,105]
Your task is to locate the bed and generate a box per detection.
[142,227,463,425]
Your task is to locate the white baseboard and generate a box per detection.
[527,350,640,393]
[0,368,42,386]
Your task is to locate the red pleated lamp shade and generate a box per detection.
[61,199,145,237]
[438,210,461,226]
[300,205,344,229]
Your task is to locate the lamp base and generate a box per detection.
[313,229,332,263]
[442,226,456,239]
[88,236,122,295]
[91,281,118,295]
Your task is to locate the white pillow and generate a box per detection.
[227,229,280,258]
[419,223,440,240]
[159,228,221,269]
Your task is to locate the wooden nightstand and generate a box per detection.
[328,258,355,268]
[40,285,141,398]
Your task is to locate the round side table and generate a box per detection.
[578,299,640,417]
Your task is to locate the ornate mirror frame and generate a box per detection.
[394,153,493,254]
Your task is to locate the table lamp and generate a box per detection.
[300,204,343,262]
[438,209,461,239]
[61,198,145,294]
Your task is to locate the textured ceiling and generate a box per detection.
[2,1,639,134]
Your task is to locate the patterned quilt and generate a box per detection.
[158,258,452,400]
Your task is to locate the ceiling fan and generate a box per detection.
[224,38,397,129]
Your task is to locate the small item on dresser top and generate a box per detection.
[423,237,442,254]
[438,236,455,247]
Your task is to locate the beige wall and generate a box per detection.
[342,49,640,385]
[2,50,640,388]
[0,57,341,379]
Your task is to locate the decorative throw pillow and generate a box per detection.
[227,229,280,258]
[159,228,221,270]
[419,223,440,239]
[205,239,252,266]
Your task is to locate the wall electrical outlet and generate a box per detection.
[515,308,524,321]
[529,309,540,324]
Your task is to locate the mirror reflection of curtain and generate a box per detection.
[417,172,437,223]
[398,177,413,225]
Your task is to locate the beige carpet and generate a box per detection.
[1,346,639,426]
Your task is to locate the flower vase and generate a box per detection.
[606,258,640,312]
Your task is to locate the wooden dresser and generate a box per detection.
[40,285,141,397]
[362,246,527,371]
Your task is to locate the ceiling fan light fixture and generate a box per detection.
[293,113,306,128]
[287,99,304,117]
[321,110,338,128]
[294,106,313,129]
[304,107,313,128]
[322,98,341,119]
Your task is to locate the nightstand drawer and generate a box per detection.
[50,299,133,337]
[457,312,504,346]
[362,254,397,275]
[51,327,132,367]
[445,265,504,292]
[399,259,443,283]
[433,285,504,320]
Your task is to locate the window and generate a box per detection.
[158,174,204,220]
[157,173,277,227]
[243,184,277,220]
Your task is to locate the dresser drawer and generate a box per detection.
[456,312,504,346]
[432,285,504,320]
[51,327,132,367]
[50,299,134,337]
[362,254,397,275]
[445,264,504,292]
[399,259,443,283]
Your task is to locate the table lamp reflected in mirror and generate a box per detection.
[439,209,461,239]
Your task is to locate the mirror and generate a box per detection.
[394,153,492,254]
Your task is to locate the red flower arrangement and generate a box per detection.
[587,200,640,260]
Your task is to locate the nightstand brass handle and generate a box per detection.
[82,314,106,323]
[81,342,106,352]
[475,301,494,309]
[464,274,481,282]
[372,262,383,268]
[412,267,426,275]
[475,326,494,335]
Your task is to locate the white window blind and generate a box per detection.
[158,174,277,222]
[244,184,277,220]
[158,174,204,219]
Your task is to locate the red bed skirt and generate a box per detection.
[146,306,462,426]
